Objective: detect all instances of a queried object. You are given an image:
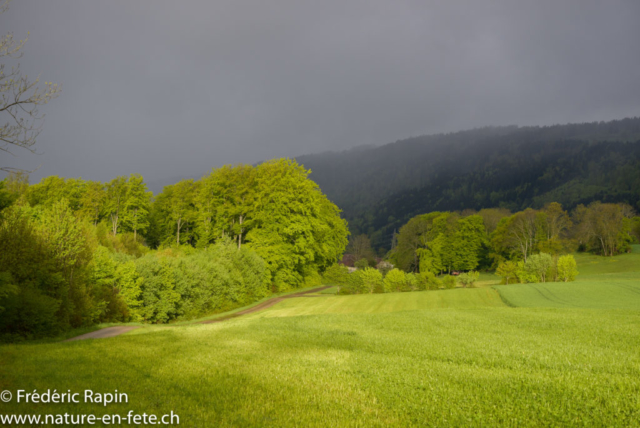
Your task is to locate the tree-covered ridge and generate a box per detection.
[0,159,349,340]
[296,117,640,250]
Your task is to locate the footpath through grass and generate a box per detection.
[1,247,640,426]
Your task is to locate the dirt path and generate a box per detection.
[64,326,140,342]
[65,286,331,341]
[200,286,331,324]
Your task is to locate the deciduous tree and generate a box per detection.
[557,255,578,282]
[106,176,128,237]
[123,174,151,241]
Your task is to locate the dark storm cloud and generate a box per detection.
[3,0,640,186]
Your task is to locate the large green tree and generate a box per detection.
[105,176,128,236]
[245,159,348,290]
[122,174,151,241]
[78,181,106,226]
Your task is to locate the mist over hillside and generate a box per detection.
[296,117,640,251]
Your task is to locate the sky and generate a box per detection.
[2,0,640,189]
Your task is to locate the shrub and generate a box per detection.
[415,272,428,291]
[557,255,579,282]
[0,202,101,340]
[134,239,269,322]
[525,253,553,282]
[421,272,442,290]
[372,281,385,294]
[418,272,442,290]
[354,259,369,270]
[340,270,364,295]
[442,275,457,289]
[302,265,323,288]
[458,271,480,288]
[359,268,383,294]
[377,261,394,277]
[383,269,406,293]
[405,273,419,292]
[496,260,518,285]
[322,264,350,285]
[515,261,538,284]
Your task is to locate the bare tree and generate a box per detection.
[1,0,60,173]
[478,208,511,234]
[542,202,572,240]
[347,234,374,262]
[505,208,538,262]
[577,202,631,256]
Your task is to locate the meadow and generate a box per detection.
[496,246,640,310]
[1,248,639,427]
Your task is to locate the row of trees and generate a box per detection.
[0,197,271,339]
[6,172,152,238]
[0,159,349,340]
[495,254,578,285]
[323,264,472,295]
[390,202,638,275]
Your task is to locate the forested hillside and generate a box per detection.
[296,118,640,251]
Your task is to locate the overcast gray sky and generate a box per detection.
[3,0,640,187]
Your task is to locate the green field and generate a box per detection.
[1,249,640,427]
[495,246,640,310]
[495,271,640,310]
[247,287,505,319]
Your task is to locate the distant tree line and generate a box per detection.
[324,201,637,295]
[390,202,637,280]
[324,264,464,295]
[0,159,348,341]
[297,118,640,252]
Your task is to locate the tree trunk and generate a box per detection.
[111,213,118,236]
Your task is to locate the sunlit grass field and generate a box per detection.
[247,287,505,319]
[1,247,639,426]
[495,245,640,310]
[495,271,640,309]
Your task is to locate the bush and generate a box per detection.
[458,271,480,288]
[383,269,407,293]
[515,261,538,284]
[419,272,442,290]
[354,259,369,270]
[524,253,553,282]
[557,255,578,282]
[377,261,394,277]
[405,273,418,292]
[302,266,323,288]
[496,260,518,285]
[134,239,270,323]
[339,267,384,295]
[323,264,350,285]
[339,271,364,295]
[0,202,101,341]
[442,275,457,289]
[359,268,383,294]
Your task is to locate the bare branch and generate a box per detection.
[0,1,60,172]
